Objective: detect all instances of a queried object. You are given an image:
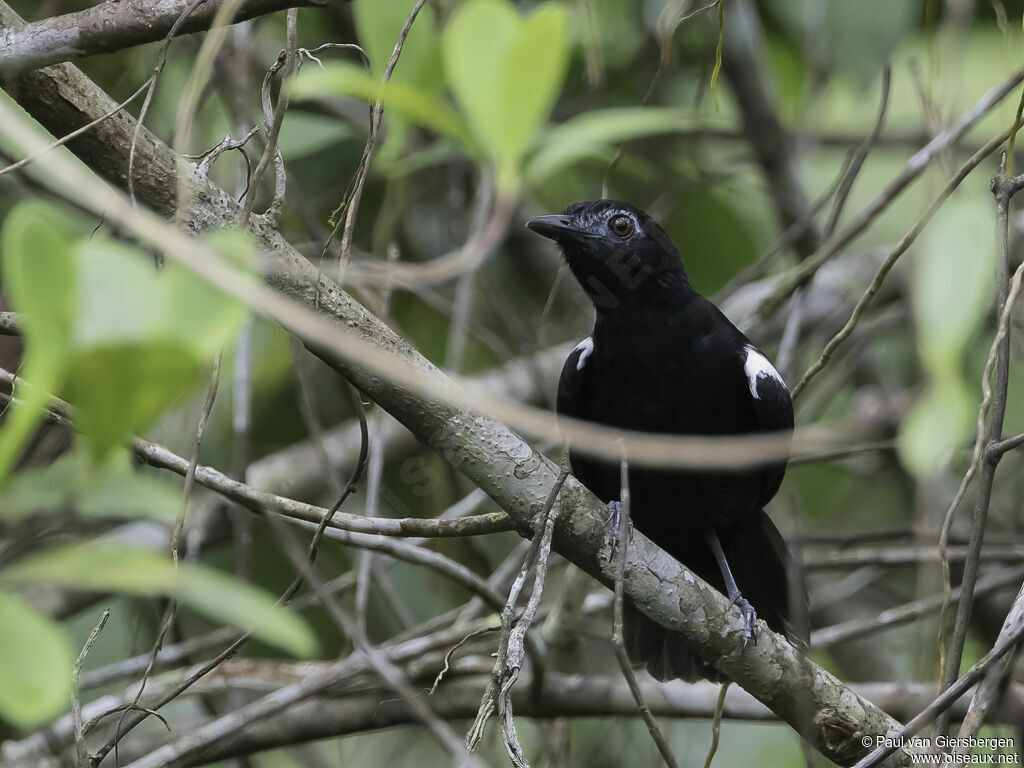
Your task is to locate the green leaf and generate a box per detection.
[524,107,720,184]
[0,202,75,354]
[61,233,250,458]
[2,546,318,657]
[898,375,973,477]
[914,195,995,369]
[443,0,571,188]
[0,591,73,727]
[65,342,202,458]
[0,202,76,480]
[773,0,917,88]
[77,465,182,520]
[159,230,253,360]
[293,64,473,148]
[494,4,571,183]
[277,113,358,159]
[0,455,78,519]
[0,447,181,520]
[71,239,166,349]
[443,0,521,160]
[354,0,443,92]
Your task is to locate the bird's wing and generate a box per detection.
[740,344,793,506]
[555,337,594,422]
[741,344,794,434]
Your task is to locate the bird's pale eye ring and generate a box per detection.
[609,214,634,238]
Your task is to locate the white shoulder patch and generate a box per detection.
[573,337,594,371]
[743,345,784,399]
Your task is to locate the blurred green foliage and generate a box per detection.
[0,203,313,725]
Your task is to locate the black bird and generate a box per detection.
[527,199,807,682]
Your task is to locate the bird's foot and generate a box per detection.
[605,501,632,557]
[728,594,759,646]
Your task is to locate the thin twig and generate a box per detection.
[132,437,509,538]
[428,626,500,696]
[101,356,222,766]
[953,580,1024,750]
[988,431,1024,458]
[192,126,259,178]
[610,455,680,768]
[811,567,1024,649]
[239,9,298,224]
[334,0,427,280]
[755,64,1024,320]
[852,617,1024,768]
[467,469,568,756]
[821,65,892,241]
[703,682,730,768]
[72,609,110,767]
[936,160,1024,735]
[497,469,567,767]
[128,0,205,208]
[445,179,494,371]
[355,247,399,635]
[230,321,254,582]
[790,125,1013,400]
[0,77,151,181]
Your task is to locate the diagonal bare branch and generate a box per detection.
[0,0,326,74]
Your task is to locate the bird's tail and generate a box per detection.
[624,602,724,682]
[623,509,808,683]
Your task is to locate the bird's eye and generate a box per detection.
[609,214,634,238]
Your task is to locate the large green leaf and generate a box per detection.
[76,463,183,521]
[444,0,521,164]
[0,202,76,480]
[443,0,571,188]
[0,218,253,463]
[913,194,994,369]
[65,342,202,458]
[0,591,73,727]
[71,239,165,349]
[292,64,473,148]
[354,0,443,91]
[1,546,317,657]
[63,233,250,457]
[0,455,78,519]
[0,202,75,354]
[900,193,994,478]
[0,451,182,520]
[773,0,919,87]
[158,230,252,359]
[524,107,720,184]
[898,374,973,477]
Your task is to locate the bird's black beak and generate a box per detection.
[526,214,577,241]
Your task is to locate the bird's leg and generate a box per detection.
[605,501,632,558]
[706,530,758,645]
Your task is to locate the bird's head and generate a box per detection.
[526,200,690,315]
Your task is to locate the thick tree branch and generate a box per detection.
[0,0,326,75]
[68,672,1024,768]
